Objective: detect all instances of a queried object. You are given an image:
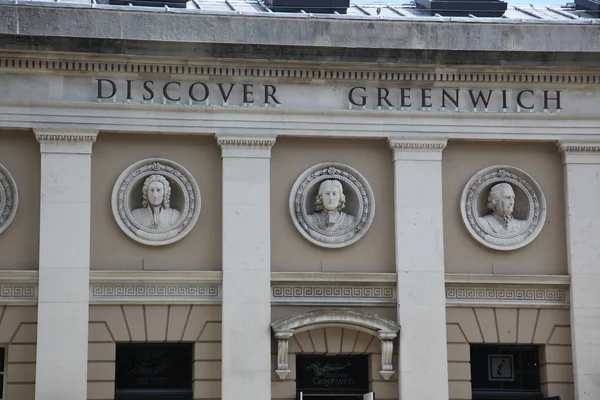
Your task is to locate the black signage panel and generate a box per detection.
[115,343,193,391]
[296,355,369,394]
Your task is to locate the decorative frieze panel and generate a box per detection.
[89,271,222,304]
[446,274,570,308]
[0,272,38,303]
[271,273,396,306]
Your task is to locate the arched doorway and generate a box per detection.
[271,309,400,400]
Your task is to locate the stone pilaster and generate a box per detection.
[558,141,600,400]
[216,134,276,400]
[388,137,449,400]
[34,129,98,400]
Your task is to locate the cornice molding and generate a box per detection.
[34,129,98,144]
[387,138,448,151]
[216,136,277,149]
[557,141,600,164]
[557,141,600,154]
[216,134,277,158]
[2,56,600,85]
[34,129,99,154]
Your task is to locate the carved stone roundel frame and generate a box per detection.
[0,164,18,236]
[111,158,201,246]
[460,165,547,251]
[289,162,375,248]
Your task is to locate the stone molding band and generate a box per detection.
[34,129,99,154]
[2,57,600,85]
[0,272,569,308]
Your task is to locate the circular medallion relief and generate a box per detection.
[289,163,375,249]
[111,158,201,246]
[0,164,18,235]
[460,165,546,251]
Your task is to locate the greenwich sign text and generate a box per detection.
[95,79,563,112]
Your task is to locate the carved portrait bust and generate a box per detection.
[0,164,18,236]
[461,165,546,251]
[112,159,201,246]
[130,174,182,230]
[290,163,375,248]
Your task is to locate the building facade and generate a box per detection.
[0,1,599,400]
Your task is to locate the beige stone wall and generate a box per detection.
[87,304,221,400]
[0,132,40,270]
[90,133,222,271]
[272,327,398,400]
[271,137,395,273]
[446,307,573,400]
[443,141,567,275]
[0,306,38,400]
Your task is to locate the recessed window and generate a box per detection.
[115,343,193,400]
[471,345,542,400]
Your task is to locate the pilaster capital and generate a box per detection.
[215,134,277,159]
[387,137,448,162]
[558,141,600,165]
[34,129,98,154]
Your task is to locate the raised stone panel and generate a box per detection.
[447,324,468,344]
[549,326,572,345]
[449,380,472,400]
[447,343,470,362]
[272,380,296,399]
[517,309,539,343]
[145,305,169,342]
[87,362,115,381]
[0,306,37,342]
[534,309,570,344]
[167,305,192,341]
[11,323,37,343]
[340,329,359,353]
[542,383,575,400]
[446,308,483,343]
[87,382,114,400]
[6,383,36,400]
[197,322,222,342]
[89,306,129,341]
[371,380,398,399]
[448,361,471,381]
[193,380,221,399]
[545,345,573,364]
[88,343,115,362]
[122,305,146,341]
[6,363,35,383]
[8,344,36,362]
[194,361,221,380]
[325,327,343,354]
[293,331,314,353]
[309,328,328,353]
[495,308,518,343]
[195,342,222,361]
[88,323,113,343]
[474,309,498,343]
[183,306,221,341]
[354,331,375,353]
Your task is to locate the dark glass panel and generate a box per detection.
[115,343,193,391]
